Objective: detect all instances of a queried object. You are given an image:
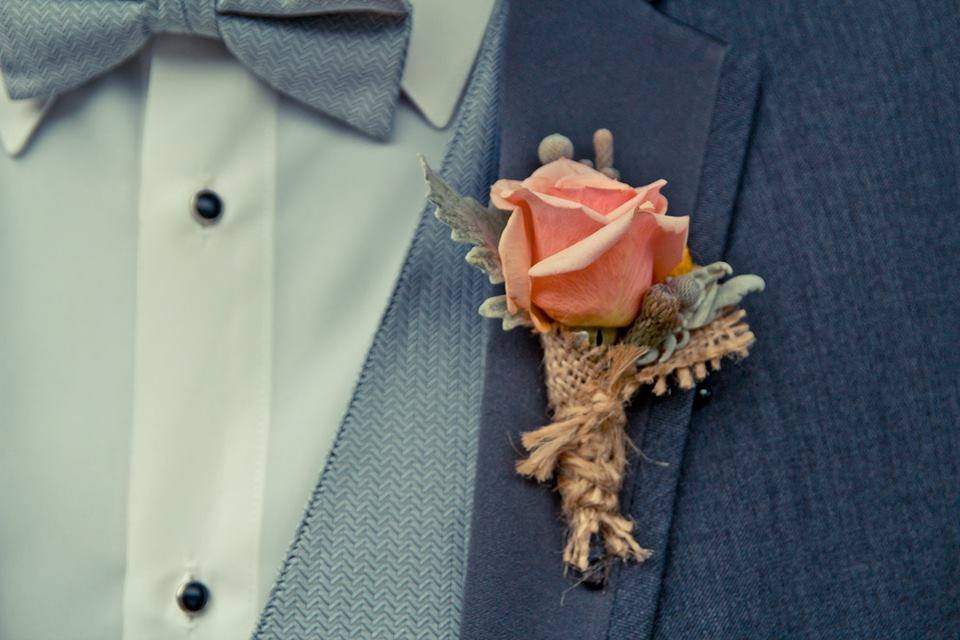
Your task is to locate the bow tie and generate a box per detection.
[0,0,412,139]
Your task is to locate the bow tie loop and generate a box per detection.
[148,0,220,38]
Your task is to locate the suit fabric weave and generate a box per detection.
[462,2,960,639]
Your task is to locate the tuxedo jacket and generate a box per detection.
[255,1,960,638]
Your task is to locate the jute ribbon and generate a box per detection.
[516,331,651,573]
[516,309,755,575]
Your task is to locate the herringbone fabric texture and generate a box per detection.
[0,0,410,138]
[252,4,505,639]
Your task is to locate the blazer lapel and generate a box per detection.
[253,4,507,639]
[607,45,761,640]
[460,3,760,639]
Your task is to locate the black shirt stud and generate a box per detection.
[176,580,210,615]
[193,189,224,225]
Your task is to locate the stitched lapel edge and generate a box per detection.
[688,47,764,265]
[606,44,763,640]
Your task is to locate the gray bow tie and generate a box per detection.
[0,0,412,139]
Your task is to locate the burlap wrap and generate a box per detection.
[515,309,755,574]
[516,331,650,572]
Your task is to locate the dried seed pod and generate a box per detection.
[667,275,704,310]
[623,284,681,348]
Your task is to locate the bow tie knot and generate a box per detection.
[148,0,220,38]
[0,0,412,139]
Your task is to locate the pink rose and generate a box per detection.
[491,158,689,331]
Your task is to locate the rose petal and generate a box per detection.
[506,188,609,262]
[527,210,689,328]
[522,190,608,223]
[522,158,627,195]
[524,157,604,182]
[527,304,554,332]
[648,212,689,282]
[542,185,637,215]
[529,220,655,327]
[605,192,653,221]
[528,208,635,277]
[554,171,632,191]
[490,178,522,210]
[635,178,669,215]
[498,208,534,314]
[492,157,685,330]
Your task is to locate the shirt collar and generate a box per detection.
[401,0,496,129]
[0,0,495,157]
[0,72,52,156]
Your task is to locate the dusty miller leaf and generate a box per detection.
[678,262,766,330]
[420,156,509,284]
[478,295,532,331]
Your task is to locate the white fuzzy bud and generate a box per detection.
[593,128,614,170]
[537,133,574,164]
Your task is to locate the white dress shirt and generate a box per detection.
[0,2,494,639]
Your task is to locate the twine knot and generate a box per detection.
[516,333,653,573]
[589,390,624,420]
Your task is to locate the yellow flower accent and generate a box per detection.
[668,246,695,277]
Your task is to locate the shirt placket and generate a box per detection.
[121,35,276,640]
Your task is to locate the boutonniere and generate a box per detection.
[422,129,764,584]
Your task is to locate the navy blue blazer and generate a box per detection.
[461,1,960,638]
